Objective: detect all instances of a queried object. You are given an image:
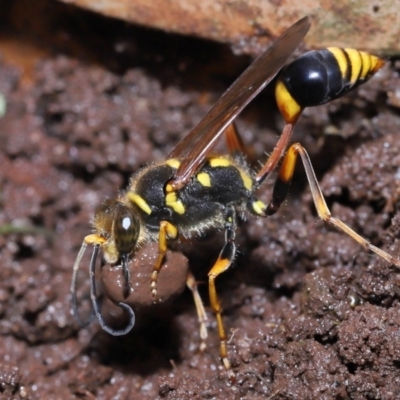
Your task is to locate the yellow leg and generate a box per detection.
[186,272,208,351]
[151,221,178,300]
[268,143,400,267]
[255,122,296,185]
[209,257,233,373]
[208,205,237,377]
[224,122,248,157]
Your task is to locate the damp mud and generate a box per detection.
[1,2,400,399]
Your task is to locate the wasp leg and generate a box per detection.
[265,143,400,267]
[186,272,208,352]
[255,122,297,186]
[89,244,136,336]
[208,205,237,376]
[225,121,260,165]
[151,221,179,301]
[224,122,247,156]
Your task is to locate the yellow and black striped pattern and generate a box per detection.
[275,47,385,124]
[327,47,384,86]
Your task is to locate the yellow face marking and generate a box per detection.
[344,48,362,84]
[165,159,181,169]
[165,192,186,215]
[239,170,253,191]
[252,200,267,216]
[209,157,231,168]
[102,242,120,264]
[327,47,348,79]
[197,172,211,187]
[275,80,302,123]
[127,192,152,215]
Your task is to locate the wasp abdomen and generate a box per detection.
[276,47,385,123]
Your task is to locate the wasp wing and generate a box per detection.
[168,16,311,190]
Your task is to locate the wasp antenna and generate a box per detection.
[89,245,136,336]
[70,241,93,327]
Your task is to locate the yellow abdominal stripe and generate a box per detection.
[328,47,384,84]
[359,51,373,78]
[345,49,362,83]
[275,80,301,123]
[371,56,385,73]
[327,47,348,79]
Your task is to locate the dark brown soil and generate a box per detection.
[1,2,400,399]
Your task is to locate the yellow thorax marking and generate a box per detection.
[127,192,152,215]
[252,200,266,215]
[209,157,231,168]
[197,172,211,187]
[165,192,186,215]
[239,170,253,191]
[165,183,173,193]
[165,159,181,169]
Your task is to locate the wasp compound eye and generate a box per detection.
[113,205,140,255]
[112,205,141,298]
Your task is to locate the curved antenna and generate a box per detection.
[89,245,136,336]
[70,241,93,327]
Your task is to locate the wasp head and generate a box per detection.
[93,199,141,264]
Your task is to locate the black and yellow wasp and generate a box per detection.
[71,16,400,374]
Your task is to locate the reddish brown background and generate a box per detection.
[1,1,400,399]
